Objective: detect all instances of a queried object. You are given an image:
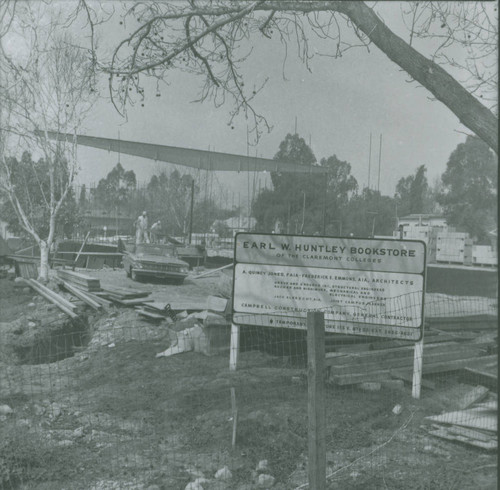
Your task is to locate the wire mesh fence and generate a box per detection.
[0,284,497,489]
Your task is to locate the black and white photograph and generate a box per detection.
[0,1,497,489]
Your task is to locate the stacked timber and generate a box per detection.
[426,392,497,450]
[96,285,151,305]
[135,302,176,321]
[22,279,78,319]
[60,281,102,310]
[57,269,100,291]
[326,340,497,386]
[134,295,228,323]
[15,259,38,279]
[55,239,123,269]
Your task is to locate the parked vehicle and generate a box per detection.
[123,243,189,284]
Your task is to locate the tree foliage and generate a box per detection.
[438,136,497,243]
[144,169,193,235]
[253,133,324,234]
[253,133,361,236]
[93,162,137,211]
[395,165,430,216]
[343,188,397,238]
[0,152,79,239]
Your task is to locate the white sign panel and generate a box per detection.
[232,233,426,340]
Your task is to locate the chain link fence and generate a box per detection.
[0,279,497,489]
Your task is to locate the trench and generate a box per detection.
[13,316,91,365]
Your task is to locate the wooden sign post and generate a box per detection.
[307,311,326,490]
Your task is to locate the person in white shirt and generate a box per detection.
[135,211,149,244]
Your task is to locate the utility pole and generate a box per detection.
[188,178,195,244]
[367,211,378,238]
[368,132,372,190]
[322,178,327,235]
[377,134,383,193]
[300,192,306,234]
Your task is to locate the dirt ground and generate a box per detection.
[0,269,497,490]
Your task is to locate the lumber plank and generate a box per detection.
[191,263,233,279]
[56,269,100,291]
[328,345,492,375]
[427,316,498,331]
[67,284,112,307]
[390,369,436,390]
[434,424,497,442]
[456,386,489,410]
[57,251,124,256]
[329,369,391,386]
[460,367,498,392]
[426,408,497,432]
[61,282,102,310]
[428,427,497,450]
[104,296,149,306]
[73,230,91,265]
[21,279,78,319]
[329,355,498,386]
[115,297,150,305]
[28,279,77,311]
[473,401,497,410]
[421,355,498,375]
[100,286,150,299]
[135,308,166,320]
[325,342,492,368]
[206,295,228,312]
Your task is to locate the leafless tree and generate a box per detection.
[98,1,497,153]
[0,2,98,281]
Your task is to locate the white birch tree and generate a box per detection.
[0,2,98,281]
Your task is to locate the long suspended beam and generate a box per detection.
[40,131,328,174]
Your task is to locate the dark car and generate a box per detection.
[123,243,189,284]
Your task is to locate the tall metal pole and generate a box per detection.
[322,177,327,235]
[377,134,383,193]
[188,178,195,244]
[368,132,372,190]
[300,191,306,234]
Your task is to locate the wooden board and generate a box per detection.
[104,296,150,306]
[456,386,490,410]
[328,345,491,376]
[326,342,492,368]
[206,295,229,313]
[426,408,497,432]
[17,262,38,279]
[56,269,100,290]
[428,426,497,450]
[100,286,151,299]
[329,355,498,386]
[135,308,166,320]
[390,369,436,390]
[460,367,498,392]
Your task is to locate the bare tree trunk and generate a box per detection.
[39,240,49,283]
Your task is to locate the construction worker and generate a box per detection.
[150,220,162,243]
[136,211,149,244]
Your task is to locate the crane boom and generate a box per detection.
[41,131,328,174]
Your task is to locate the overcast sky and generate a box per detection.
[61,2,496,208]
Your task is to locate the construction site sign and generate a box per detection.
[232,233,426,340]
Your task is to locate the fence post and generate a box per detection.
[412,337,424,399]
[229,323,240,371]
[307,311,326,490]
